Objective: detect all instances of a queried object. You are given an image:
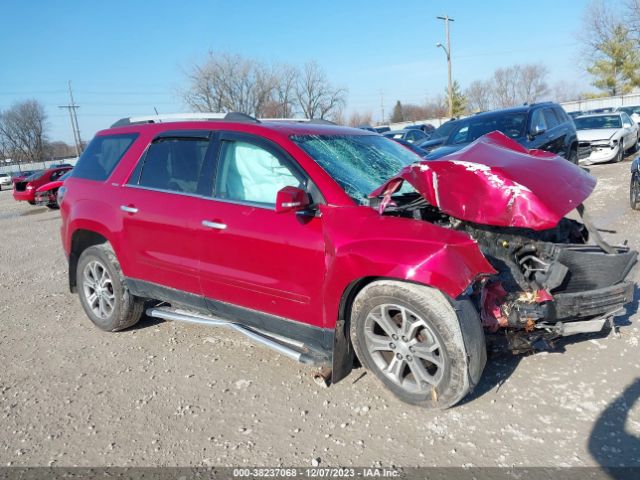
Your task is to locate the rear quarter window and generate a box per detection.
[72,133,138,181]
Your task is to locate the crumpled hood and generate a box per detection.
[370,131,597,231]
[577,128,619,142]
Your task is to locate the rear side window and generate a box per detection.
[129,138,209,194]
[72,134,137,181]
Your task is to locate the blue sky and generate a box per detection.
[0,0,616,144]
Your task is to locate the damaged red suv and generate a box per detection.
[59,113,637,408]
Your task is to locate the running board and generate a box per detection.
[146,307,315,364]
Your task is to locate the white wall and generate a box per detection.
[0,157,78,175]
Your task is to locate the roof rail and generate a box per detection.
[260,117,337,125]
[110,112,259,128]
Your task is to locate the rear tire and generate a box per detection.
[350,280,484,409]
[76,244,144,331]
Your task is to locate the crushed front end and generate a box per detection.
[458,219,636,352]
[371,131,637,353]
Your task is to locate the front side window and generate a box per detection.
[291,134,418,205]
[530,110,547,134]
[130,138,209,194]
[72,134,137,181]
[215,140,303,206]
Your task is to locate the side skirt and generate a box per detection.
[125,278,333,365]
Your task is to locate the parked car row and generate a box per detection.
[12,165,73,208]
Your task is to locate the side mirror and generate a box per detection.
[531,124,546,137]
[275,186,310,213]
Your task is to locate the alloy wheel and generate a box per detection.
[82,260,115,319]
[363,304,445,394]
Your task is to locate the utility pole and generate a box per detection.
[380,90,385,125]
[59,81,82,157]
[437,15,455,118]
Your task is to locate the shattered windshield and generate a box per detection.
[291,134,419,204]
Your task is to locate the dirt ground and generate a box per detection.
[0,157,638,468]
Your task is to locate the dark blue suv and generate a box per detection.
[426,102,581,163]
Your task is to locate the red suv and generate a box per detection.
[14,166,72,205]
[59,113,636,408]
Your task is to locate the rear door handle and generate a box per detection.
[120,205,139,214]
[202,220,227,230]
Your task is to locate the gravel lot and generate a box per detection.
[0,158,638,468]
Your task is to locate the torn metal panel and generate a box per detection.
[370,131,597,230]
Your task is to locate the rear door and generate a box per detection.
[119,131,213,296]
[196,132,327,330]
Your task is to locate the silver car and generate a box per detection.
[575,112,639,165]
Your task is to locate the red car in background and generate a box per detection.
[35,170,72,209]
[13,166,72,205]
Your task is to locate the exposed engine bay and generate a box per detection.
[371,191,637,353]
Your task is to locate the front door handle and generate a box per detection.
[120,205,139,214]
[202,220,227,230]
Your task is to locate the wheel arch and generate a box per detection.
[330,275,486,390]
[68,228,110,292]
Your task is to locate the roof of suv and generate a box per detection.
[99,119,369,138]
[472,102,559,119]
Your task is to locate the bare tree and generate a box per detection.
[465,80,493,112]
[347,111,373,127]
[552,81,583,102]
[295,61,347,120]
[45,141,76,159]
[491,64,549,107]
[271,64,299,118]
[183,52,277,116]
[0,99,48,162]
[492,66,520,108]
[517,64,549,104]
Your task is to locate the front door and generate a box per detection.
[196,132,327,331]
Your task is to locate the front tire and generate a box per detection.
[350,281,484,408]
[616,144,624,163]
[631,173,640,210]
[567,148,578,164]
[76,244,144,331]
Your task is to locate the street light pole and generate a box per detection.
[437,15,455,118]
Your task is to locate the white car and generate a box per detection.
[615,105,640,125]
[575,112,639,165]
[0,173,12,190]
